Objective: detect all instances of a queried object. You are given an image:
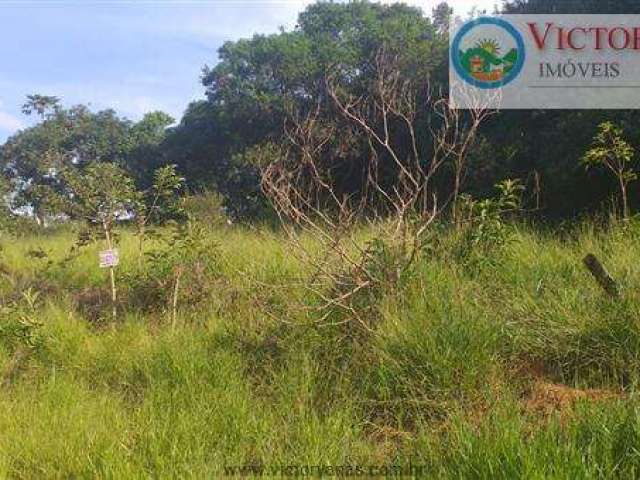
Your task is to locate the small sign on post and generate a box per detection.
[99,249,119,269]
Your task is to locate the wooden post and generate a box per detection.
[171,267,183,331]
[583,254,619,298]
[103,219,117,321]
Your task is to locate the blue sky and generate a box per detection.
[0,0,495,142]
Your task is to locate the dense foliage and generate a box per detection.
[0,99,174,222]
[3,0,640,221]
[165,1,447,218]
[167,0,640,219]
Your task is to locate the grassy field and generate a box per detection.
[1,220,640,478]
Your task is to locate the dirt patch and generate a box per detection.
[512,358,624,419]
[524,379,622,417]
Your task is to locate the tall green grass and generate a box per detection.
[1,220,640,478]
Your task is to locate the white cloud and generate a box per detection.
[118,0,499,42]
[130,96,168,116]
[370,1,496,14]
[423,0,500,15]
[269,0,500,30]
[0,111,24,132]
[260,0,500,34]
[19,82,183,122]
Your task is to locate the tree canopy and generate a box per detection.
[0,103,174,220]
[3,0,640,221]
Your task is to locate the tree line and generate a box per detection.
[2,0,640,224]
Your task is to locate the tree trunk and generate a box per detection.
[620,178,629,220]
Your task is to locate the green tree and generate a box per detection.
[583,122,636,219]
[21,94,60,119]
[135,164,185,255]
[128,111,175,186]
[162,100,229,189]
[170,1,444,218]
[58,162,141,320]
[0,97,175,222]
[432,2,453,33]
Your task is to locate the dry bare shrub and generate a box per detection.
[261,48,495,331]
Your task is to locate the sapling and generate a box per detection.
[59,162,141,320]
[134,164,185,257]
[583,121,637,220]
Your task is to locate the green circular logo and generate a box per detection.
[452,18,525,89]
